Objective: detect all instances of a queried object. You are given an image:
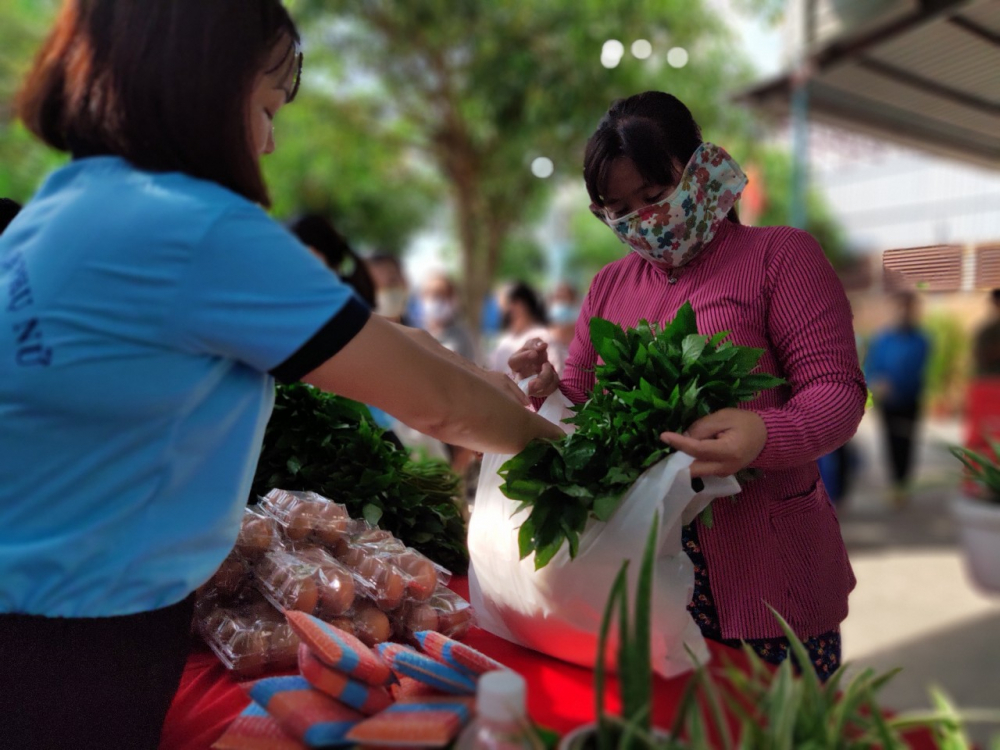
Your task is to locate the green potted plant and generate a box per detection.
[950,436,1000,594]
[557,514,1000,749]
[558,513,677,750]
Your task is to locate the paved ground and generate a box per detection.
[837,413,1000,746]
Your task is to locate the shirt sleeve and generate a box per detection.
[750,230,868,471]
[171,204,370,383]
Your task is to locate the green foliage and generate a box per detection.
[0,1,65,203]
[500,303,784,569]
[291,0,757,328]
[589,565,1000,750]
[951,437,1000,505]
[746,146,850,269]
[262,91,441,252]
[252,384,469,572]
[923,313,970,408]
[595,514,660,750]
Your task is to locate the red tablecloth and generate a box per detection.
[160,577,939,750]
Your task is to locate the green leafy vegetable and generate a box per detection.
[500,302,785,570]
[251,383,468,572]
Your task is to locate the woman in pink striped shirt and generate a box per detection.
[510,92,866,678]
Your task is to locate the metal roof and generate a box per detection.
[740,0,1000,169]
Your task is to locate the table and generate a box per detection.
[159,577,939,750]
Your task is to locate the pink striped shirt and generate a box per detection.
[558,220,865,640]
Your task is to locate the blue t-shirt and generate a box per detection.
[864,327,931,407]
[0,157,369,617]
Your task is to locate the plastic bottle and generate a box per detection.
[456,671,544,750]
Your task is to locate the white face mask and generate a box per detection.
[591,142,747,270]
[421,298,455,325]
[549,302,578,326]
[375,288,409,319]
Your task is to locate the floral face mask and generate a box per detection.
[591,142,747,271]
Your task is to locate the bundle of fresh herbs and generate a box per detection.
[499,302,784,570]
[251,383,468,572]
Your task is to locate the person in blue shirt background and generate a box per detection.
[864,292,932,507]
[0,2,561,746]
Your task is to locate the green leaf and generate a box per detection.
[593,493,621,521]
[590,317,623,363]
[362,502,384,527]
[534,534,566,569]
[669,302,698,340]
[518,516,537,560]
[728,347,765,375]
[286,456,302,475]
[595,566,628,750]
[681,334,708,365]
[709,330,731,347]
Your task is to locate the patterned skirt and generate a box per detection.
[682,522,841,680]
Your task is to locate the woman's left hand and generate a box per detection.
[660,409,767,478]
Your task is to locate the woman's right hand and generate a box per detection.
[508,338,560,398]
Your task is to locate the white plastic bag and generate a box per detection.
[468,390,741,679]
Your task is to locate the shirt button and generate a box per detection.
[668,276,678,285]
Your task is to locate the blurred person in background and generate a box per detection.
[420,272,477,363]
[419,272,480,474]
[973,289,1000,378]
[290,213,412,448]
[0,2,559,745]
[366,253,412,325]
[489,281,562,376]
[548,281,580,371]
[965,290,1000,471]
[509,91,866,679]
[864,292,931,507]
[290,213,376,306]
[1,198,21,233]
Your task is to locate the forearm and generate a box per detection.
[751,379,867,471]
[306,316,554,454]
[392,323,480,374]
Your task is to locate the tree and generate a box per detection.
[291,0,754,329]
[261,92,441,252]
[0,0,65,202]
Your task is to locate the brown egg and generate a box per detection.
[290,576,319,614]
[210,556,248,599]
[338,544,365,568]
[231,631,270,679]
[394,552,438,601]
[437,607,473,640]
[283,505,313,541]
[404,604,439,636]
[315,506,350,546]
[316,568,356,618]
[236,516,275,561]
[357,556,405,611]
[329,536,351,559]
[268,622,301,665]
[327,616,356,637]
[353,603,392,647]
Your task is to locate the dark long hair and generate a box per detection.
[507,282,548,327]
[289,213,377,307]
[17,0,302,207]
[584,91,739,223]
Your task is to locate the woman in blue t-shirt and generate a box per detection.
[0,2,561,746]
